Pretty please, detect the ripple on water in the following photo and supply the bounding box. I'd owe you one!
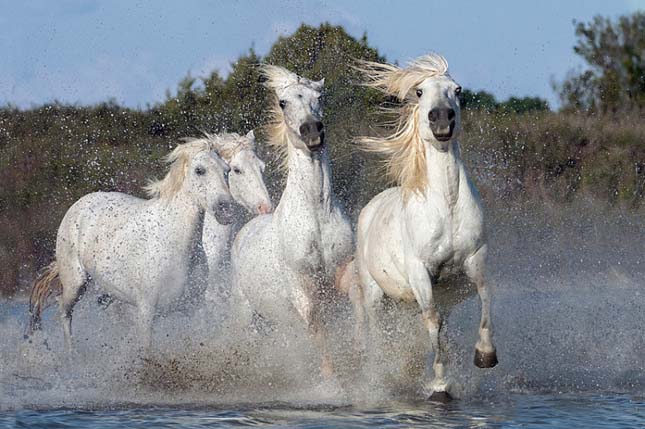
[1,394,643,428]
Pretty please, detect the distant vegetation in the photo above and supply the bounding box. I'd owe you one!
[555,11,645,113]
[1,16,644,296]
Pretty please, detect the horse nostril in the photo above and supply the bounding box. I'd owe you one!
[299,121,323,139]
[428,109,438,122]
[217,200,233,213]
[448,109,455,120]
[258,203,273,215]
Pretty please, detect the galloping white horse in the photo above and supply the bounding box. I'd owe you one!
[231,65,353,375]
[28,139,235,351]
[344,54,498,400]
[201,131,272,292]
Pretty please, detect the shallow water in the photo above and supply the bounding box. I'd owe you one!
[1,202,643,426]
[2,394,643,428]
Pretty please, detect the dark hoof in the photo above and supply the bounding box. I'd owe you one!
[428,391,453,403]
[474,349,498,368]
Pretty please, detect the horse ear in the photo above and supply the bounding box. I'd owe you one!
[313,78,325,91]
[246,130,255,140]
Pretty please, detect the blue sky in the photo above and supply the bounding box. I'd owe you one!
[1,0,643,109]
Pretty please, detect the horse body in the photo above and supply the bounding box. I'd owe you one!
[29,141,235,351]
[200,131,272,296]
[58,191,204,311]
[352,54,497,399]
[231,65,352,375]
[233,146,351,323]
[358,142,485,303]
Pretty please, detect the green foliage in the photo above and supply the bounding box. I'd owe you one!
[557,12,645,112]
[460,110,644,206]
[459,89,498,111]
[459,89,549,114]
[497,96,550,114]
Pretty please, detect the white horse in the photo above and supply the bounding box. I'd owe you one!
[201,131,272,296]
[28,138,235,351]
[231,65,353,376]
[341,54,498,400]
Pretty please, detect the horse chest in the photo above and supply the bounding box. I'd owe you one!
[415,206,482,273]
[278,206,346,278]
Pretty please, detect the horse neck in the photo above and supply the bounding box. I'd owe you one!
[423,140,462,207]
[152,193,205,250]
[280,142,333,214]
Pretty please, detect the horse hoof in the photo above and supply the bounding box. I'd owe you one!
[474,349,498,368]
[428,391,453,403]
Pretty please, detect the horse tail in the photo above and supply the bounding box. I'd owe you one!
[27,261,61,336]
[335,257,357,296]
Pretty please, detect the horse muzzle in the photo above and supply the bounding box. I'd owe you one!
[429,107,456,142]
[256,202,273,215]
[213,199,237,225]
[299,121,325,151]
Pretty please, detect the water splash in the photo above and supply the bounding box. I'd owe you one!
[1,200,643,410]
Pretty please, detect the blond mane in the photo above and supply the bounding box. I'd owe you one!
[144,138,213,199]
[206,131,255,162]
[355,54,449,199]
[144,132,256,199]
[263,93,290,173]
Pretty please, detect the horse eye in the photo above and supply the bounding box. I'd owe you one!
[297,94,303,99]
[195,166,206,176]
[233,167,242,174]
[279,100,286,109]
[416,89,423,98]
[455,86,462,96]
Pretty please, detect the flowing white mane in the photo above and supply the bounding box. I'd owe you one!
[144,138,214,199]
[355,53,450,199]
[357,53,449,100]
[205,131,255,162]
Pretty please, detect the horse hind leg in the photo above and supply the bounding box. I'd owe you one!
[59,268,89,352]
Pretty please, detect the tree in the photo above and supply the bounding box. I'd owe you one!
[557,12,645,113]
[459,89,498,111]
[498,96,549,114]
[459,90,549,113]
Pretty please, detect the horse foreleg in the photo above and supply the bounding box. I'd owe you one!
[465,246,498,368]
[336,259,368,354]
[407,258,450,400]
[312,313,334,379]
[349,282,367,354]
[135,305,155,355]
[292,280,334,378]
